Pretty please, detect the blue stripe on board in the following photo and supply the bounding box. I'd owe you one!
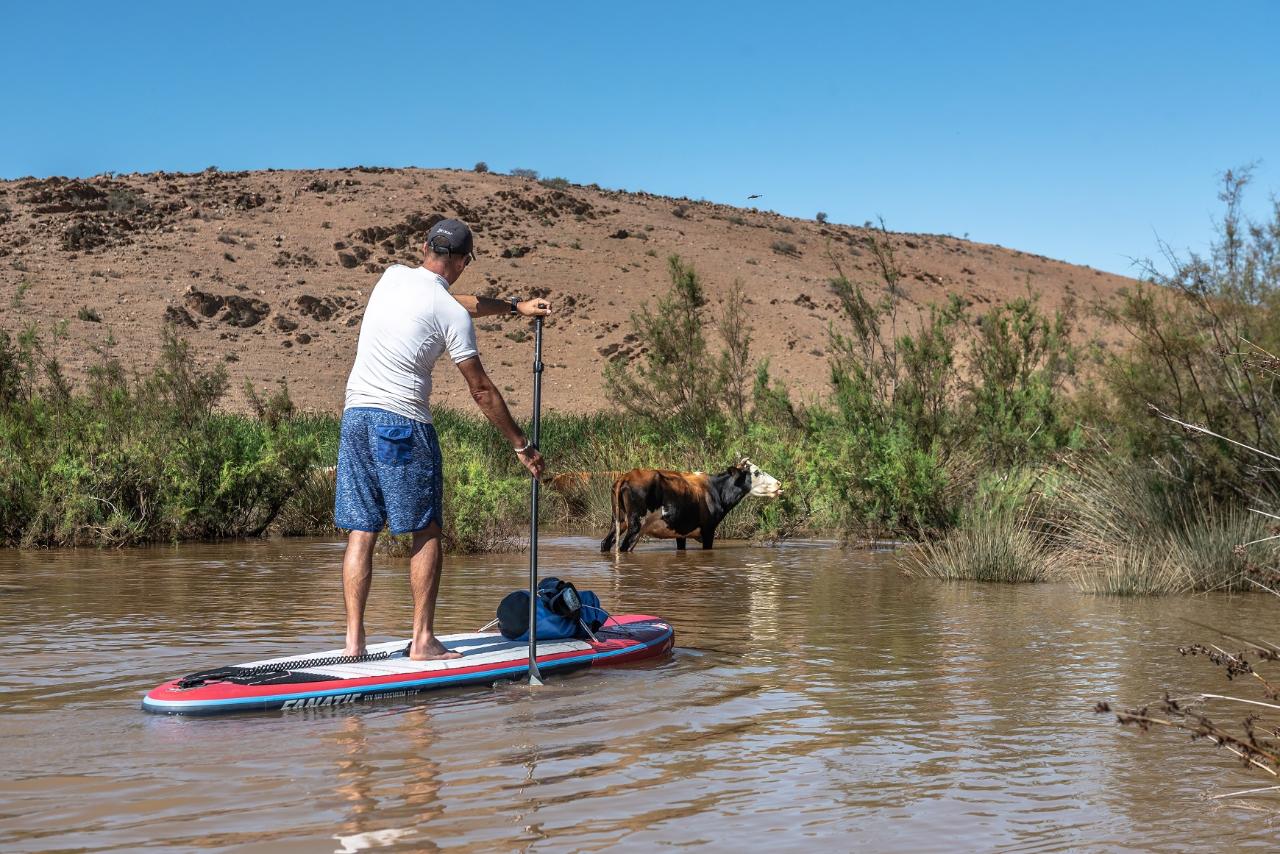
[141,625,673,714]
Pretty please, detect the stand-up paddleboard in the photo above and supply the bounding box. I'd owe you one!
[142,614,673,715]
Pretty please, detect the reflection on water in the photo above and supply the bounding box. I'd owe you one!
[1,536,1278,851]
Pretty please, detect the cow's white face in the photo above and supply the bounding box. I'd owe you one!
[740,458,782,498]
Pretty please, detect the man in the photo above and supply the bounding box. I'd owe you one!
[335,217,549,661]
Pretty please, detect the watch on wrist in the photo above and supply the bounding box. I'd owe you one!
[509,298,519,315]
[515,439,537,454]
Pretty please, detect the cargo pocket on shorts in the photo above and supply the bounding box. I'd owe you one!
[373,424,414,465]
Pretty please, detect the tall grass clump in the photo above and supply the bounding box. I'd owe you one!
[1050,455,1272,594]
[906,468,1054,582]
[274,465,339,536]
[909,514,1053,582]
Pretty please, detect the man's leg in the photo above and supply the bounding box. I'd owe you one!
[342,529,379,656]
[408,520,462,661]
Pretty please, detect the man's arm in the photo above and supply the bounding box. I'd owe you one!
[452,296,553,318]
[456,355,545,478]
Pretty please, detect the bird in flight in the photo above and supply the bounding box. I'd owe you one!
[747,194,762,200]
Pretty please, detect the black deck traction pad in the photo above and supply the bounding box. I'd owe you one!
[175,643,412,689]
[171,621,663,690]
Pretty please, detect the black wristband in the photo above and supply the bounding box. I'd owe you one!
[509,298,519,315]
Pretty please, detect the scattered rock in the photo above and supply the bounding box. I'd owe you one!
[296,294,355,321]
[233,192,265,210]
[62,220,109,251]
[40,183,106,213]
[272,315,299,333]
[184,287,225,318]
[163,305,198,328]
[220,295,270,328]
[348,212,443,249]
[295,332,312,345]
[273,250,317,268]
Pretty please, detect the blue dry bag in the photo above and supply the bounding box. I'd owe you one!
[495,577,609,641]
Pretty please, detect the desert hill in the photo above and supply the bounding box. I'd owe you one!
[0,167,1135,415]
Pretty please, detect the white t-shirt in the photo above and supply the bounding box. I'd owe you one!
[343,264,479,423]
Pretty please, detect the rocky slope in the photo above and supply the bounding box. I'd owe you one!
[0,167,1134,415]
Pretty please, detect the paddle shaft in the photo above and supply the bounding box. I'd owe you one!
[527,317,544,685]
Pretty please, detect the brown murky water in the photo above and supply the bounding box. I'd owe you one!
[2,536,1278,852]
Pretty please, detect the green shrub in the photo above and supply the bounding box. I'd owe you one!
[0,328,321,546]
[967,293,1077,466]
[605,255,739,435]
[440,450,526,554]
[1098,167,1280,502]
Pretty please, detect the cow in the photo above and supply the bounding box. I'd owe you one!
[600,459,782,553]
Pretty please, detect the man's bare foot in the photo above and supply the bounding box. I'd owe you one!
[409,637,463,661]
[343,635,366,657]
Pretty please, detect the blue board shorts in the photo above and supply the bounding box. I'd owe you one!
[335,407,443,535]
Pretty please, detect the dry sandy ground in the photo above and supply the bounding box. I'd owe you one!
[0,167,1135,415]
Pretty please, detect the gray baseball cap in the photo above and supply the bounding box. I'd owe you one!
[426,218,475,258]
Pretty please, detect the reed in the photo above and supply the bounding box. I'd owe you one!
[1049,455,1271,594]
[907,512,1054,582]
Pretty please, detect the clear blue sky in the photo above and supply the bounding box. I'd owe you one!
[4,1,1277,275]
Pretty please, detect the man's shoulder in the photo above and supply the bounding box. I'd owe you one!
[371,265,434,303]
[434,288,473,326]
[374,263,421,285]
